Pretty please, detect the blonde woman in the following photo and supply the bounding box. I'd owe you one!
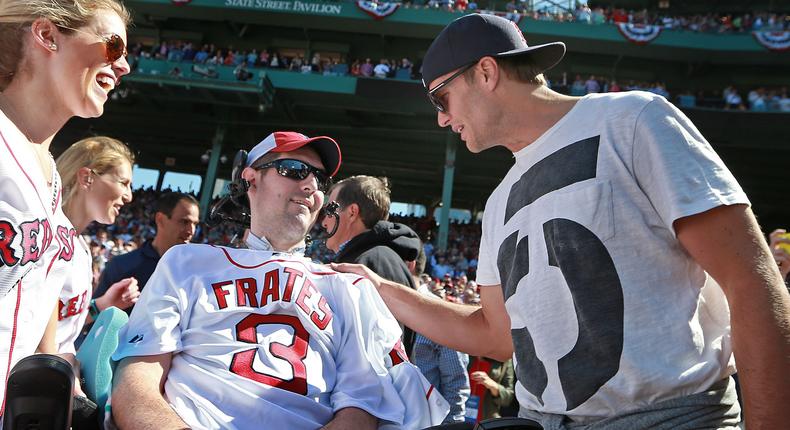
[54,136,139,354]
[0,0,132,409]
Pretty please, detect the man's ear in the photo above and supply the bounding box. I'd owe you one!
[241,167,256,187]
[29,18,60,54]
[154,211,165,229]
[406,259,417,275]
[347,202,360,219]
[478,56,500,90]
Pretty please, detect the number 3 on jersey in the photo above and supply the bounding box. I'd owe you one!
[229,314,309,395]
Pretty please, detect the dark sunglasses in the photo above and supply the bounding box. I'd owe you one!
[426,62,476,113]
[101,33,127,64]
[253,158,331,192]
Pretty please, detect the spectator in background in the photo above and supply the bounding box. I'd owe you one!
[677,89,697,108]
[374,58,391,78]
[769,229,790,286]
[311,52,321,72]
[584,74,600,94]
[397,57,413,78]
[290,54,304,72]
[322,175,422,356]
[724,85,746,110]
[193,45,209,63]
[247,49,258,67]
[780,88,790,112]
[54,136,140,354]
[570,74,586,96]
[93,192,199,314]
[360,57,374,77]
[469,357,516,420]
[234,61,252,81]
[649,81,670,99]
[258,49,269,67]
[350,58,361,76]
[431,256,453,279]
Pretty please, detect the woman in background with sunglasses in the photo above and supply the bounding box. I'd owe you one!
[53,136,139,355]
[0,0,131,412]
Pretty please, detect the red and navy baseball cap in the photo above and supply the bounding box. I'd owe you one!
[421,14,566,88]
[247,131,342,177]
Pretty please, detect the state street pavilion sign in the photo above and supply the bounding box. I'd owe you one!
[223,0,343,15]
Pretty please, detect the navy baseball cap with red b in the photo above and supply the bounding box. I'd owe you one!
[421,14,566,88]
[247,131,342,177]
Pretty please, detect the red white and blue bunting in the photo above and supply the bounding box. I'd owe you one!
[478,10,522,25]
[356,1,400,20]
[616,23,662,45]
[752,31,790,52]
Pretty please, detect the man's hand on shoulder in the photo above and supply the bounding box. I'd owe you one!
[330,262,385,291]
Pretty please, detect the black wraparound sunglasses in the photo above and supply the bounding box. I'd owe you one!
[253,158,331,192]
[426,62,476,113]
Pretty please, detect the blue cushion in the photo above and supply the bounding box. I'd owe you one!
[76,307,128,421]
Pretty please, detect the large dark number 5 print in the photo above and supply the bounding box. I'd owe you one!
[229,314,310,395]
[499,136,624,411]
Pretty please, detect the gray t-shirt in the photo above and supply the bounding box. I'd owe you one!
[477,92,747,422]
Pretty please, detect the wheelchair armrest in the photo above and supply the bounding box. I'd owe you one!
[474,417,543,430]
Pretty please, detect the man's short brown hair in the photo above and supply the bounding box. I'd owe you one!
[466,55,547,86]
[332,175,391,229]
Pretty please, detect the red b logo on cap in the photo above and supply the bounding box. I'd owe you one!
[510,21,527,45]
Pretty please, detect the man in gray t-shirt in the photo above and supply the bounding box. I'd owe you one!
[333,14,790,430]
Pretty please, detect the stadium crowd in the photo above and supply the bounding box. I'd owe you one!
[130,39,790,114]
[403,0,789,34]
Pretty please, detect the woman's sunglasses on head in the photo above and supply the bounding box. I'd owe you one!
[252,158,331,192]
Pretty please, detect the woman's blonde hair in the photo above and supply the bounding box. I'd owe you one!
[56,135,135,205]
[0,0,131,90]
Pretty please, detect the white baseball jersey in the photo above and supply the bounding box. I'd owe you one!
[0,110,77,413]
[114,241,414,429]
[56,235,92,354]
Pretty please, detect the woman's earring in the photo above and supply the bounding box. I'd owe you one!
[49,43,58,51]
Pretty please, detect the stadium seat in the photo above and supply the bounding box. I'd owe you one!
[76,307,129,424]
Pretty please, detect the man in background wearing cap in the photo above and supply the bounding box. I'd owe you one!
[111,132,407,429]
[334,13,790,430]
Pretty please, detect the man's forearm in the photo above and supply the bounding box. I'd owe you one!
[113,382,188,429]
[321,407,377,430]
[377,279,512,359]
[727,276,790,430]
[112,358,189,430]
